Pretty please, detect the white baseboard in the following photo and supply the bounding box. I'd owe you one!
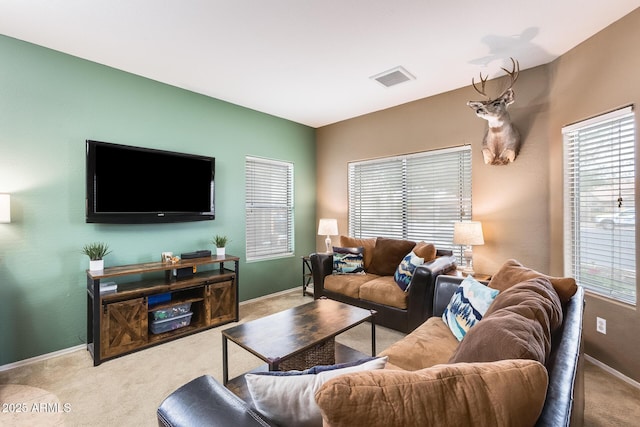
[0,287,303,373]
[0,344,86,373]
[239,287,301,306]
[585,354,640,389]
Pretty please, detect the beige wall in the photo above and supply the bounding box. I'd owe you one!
[548,9,640,382]
[316,8,639,382]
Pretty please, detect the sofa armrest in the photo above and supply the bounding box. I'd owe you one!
[157,375,276,427]
[536,286,585,427]
[310,253,333,299]
[406,256,457,330]
[432,274,464,317]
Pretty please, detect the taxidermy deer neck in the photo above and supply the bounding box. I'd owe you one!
[467,58,521,166]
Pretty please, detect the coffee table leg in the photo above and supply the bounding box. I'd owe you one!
[222,335,229,385]
[371,314,376,356]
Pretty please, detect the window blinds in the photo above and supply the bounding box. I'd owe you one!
[245,156,294,261]
[563,106,636,305]
[348,145,472,258]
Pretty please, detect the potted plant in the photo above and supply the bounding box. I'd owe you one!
[212,235,229,257]
[82,242,112,271]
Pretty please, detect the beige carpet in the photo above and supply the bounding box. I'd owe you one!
[0,290,638,426]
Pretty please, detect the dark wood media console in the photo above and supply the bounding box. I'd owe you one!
[86,255,239,366]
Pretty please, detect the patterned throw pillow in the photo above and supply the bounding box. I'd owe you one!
[332,246,365,274]
[394,251,425,291]
[442,276,499,341]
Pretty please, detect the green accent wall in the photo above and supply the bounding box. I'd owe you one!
[0,35,316,366]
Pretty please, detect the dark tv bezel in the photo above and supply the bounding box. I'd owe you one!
[86,140,215,224]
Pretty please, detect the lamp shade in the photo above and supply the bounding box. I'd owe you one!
[317,218,338,236]
[453,221,484,246]
[0,194,10,223]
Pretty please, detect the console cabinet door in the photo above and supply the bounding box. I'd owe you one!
[206,280,236,325]
[101,298,148,359]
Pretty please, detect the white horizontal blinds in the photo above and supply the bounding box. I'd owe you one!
[563,106,636,305]
[245,156,294,261]
[349,158,405,239]
[348,146,471,258]
[406,147,472,252]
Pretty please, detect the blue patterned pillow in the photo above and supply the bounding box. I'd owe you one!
[332,246,365,274]
[442,276,499,341]
[394,250,424,291]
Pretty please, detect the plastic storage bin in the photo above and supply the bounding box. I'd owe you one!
[150,312,193,334]
[150,302,192,321]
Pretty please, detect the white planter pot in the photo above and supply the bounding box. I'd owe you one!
[89,259,104,271]
[216,247,225,257]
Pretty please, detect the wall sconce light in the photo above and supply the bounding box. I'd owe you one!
[0,194,10,223]
[453,221,484,276]
[317,218,339,253]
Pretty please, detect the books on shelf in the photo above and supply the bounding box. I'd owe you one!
[100,281,117,293]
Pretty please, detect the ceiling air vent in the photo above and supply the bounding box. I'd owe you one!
[370,66,415,88]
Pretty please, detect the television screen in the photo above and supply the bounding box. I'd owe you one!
[86,140,215,223]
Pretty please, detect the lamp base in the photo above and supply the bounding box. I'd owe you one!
[461,245,475,276]
[325,236,332,253]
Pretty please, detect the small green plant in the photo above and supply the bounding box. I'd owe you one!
[212,235,229,248]
[82,242,112,260]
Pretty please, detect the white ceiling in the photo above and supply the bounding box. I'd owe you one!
[1,1,639,128]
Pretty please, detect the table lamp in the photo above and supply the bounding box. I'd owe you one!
[453,221,484,276]
[317,218,338,253]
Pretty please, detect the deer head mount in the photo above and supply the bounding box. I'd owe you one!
[467,58,521,165]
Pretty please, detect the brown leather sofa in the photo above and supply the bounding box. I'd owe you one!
[311,236,457,333]
[157,271,585,427]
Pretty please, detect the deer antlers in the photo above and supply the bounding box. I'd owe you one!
[472,57,520,100]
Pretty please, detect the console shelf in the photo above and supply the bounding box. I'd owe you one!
[86,255,239,366]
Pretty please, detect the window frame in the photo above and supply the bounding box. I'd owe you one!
[347,145,472,259]
[245,156,294,262]
[562,105,636,305]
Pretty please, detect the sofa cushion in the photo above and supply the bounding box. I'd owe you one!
[315,359,549,427]
[413,241,436,262]
[324,273,377,299]
[332,246,365,274]
[360,276,408,309]
[378,317,459,370]
[449,277,563,365]
[246,357,387,427]
[489,258,577,303]
[442,276,499,341]
[393,250,424,291]
[368,237,416,276]
[339,236,377,270]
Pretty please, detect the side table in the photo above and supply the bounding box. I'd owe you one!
[302,255,313,296]
[451,269,492,282]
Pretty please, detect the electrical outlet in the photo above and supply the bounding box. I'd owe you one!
[596,317,607,334]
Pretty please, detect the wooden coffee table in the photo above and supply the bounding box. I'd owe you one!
[221,299,376,396]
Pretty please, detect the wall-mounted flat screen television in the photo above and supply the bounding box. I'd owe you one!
[86,140,215,223]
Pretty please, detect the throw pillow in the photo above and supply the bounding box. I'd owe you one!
[449,277,563,365]
[489,259,577,303]
[368,237,416,276]
[442,276,499,341]
[315,359,548,427]
[245,356,387,427]
[339,236,376,270]
[413,241,437,263]
[332,246,365,274]
[393,250,424,291]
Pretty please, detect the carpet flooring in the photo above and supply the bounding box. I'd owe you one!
[1,289,638,426]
